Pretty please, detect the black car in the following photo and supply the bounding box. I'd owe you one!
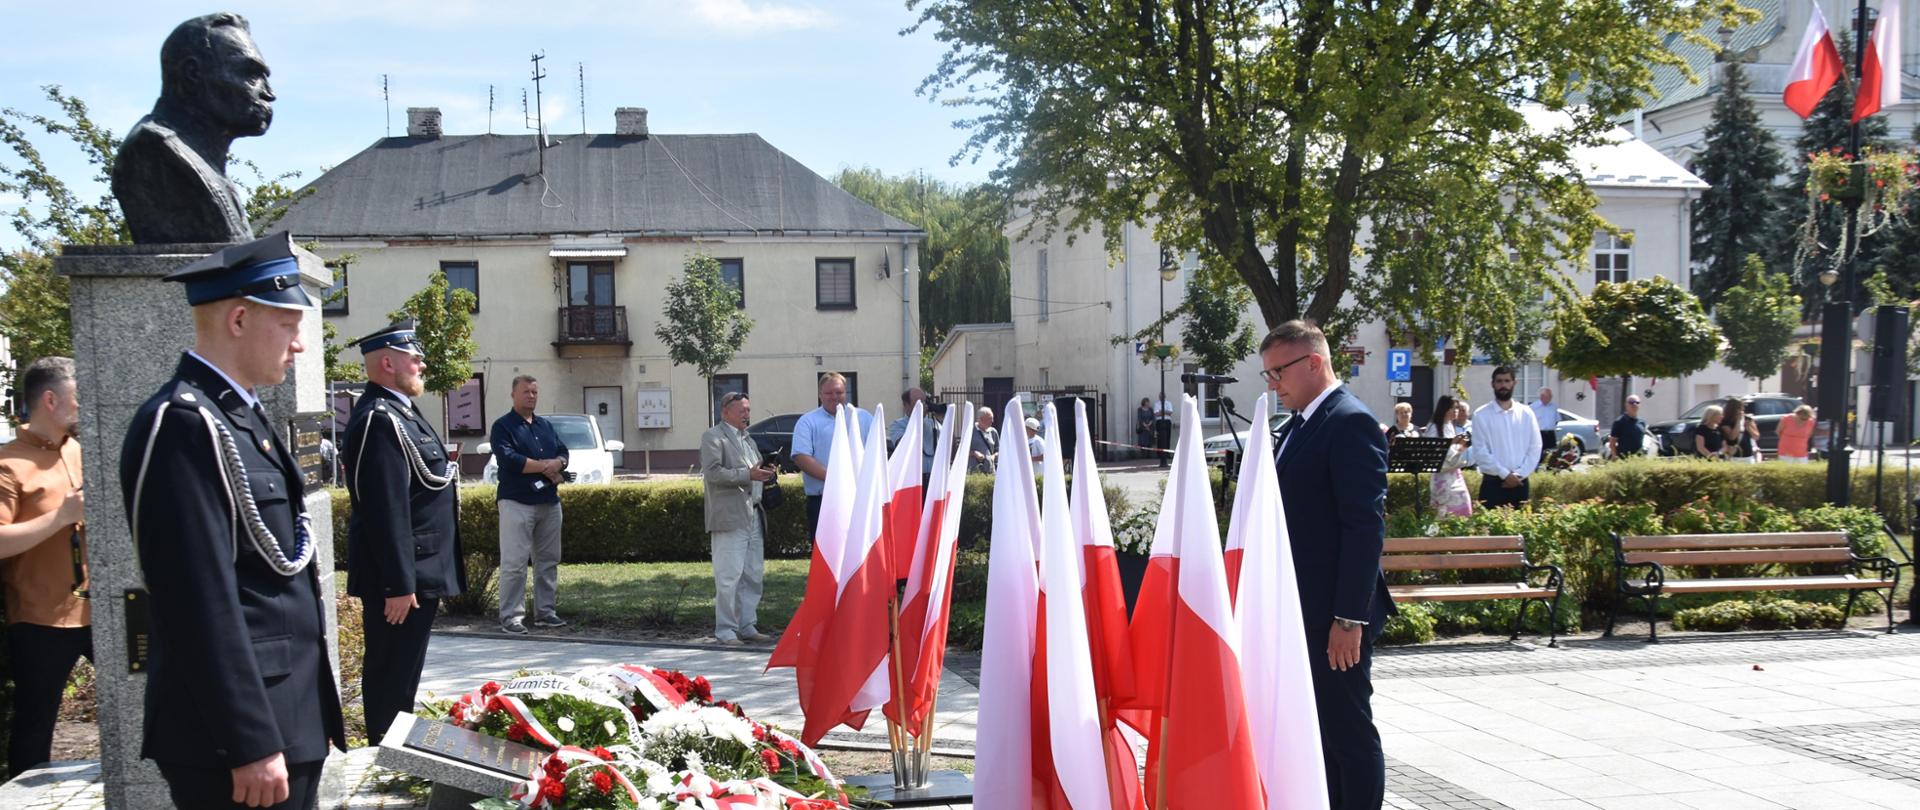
[1653,394,1808,457]
[747,413,803,472]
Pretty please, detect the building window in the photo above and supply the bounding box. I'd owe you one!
[1183,362,1221,419]
[442,261,480,312]
[1037,248,1050,322]
[816,259,855,309]
[321,261,348,315]
[1593,232,1631,285]
[1517,362,1548,404]
[448,374,485,435]
[711,374,749,424]
[821,371,859,411]
[568,262,616,306]
[718,258,745,308]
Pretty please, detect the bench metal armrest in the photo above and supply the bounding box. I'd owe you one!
[1522,562,1565,592]
[1616,559,1663,593]
[1850,554,1903,582]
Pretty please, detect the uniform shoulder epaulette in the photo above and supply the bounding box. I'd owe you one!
[165,381,212,411]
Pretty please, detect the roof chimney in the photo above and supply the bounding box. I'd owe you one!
[406,107,442,139]
[615,107,649,139]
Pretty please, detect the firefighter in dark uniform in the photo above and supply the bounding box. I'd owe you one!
[118,232,345,809]
[342,318,465,747]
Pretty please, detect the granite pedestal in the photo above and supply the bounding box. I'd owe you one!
[55,242,336,810]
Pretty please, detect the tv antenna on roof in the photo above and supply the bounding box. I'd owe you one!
[578,62,587,135]
[528,51,549,175]
[487,85,494,134]
[382,74,390,137]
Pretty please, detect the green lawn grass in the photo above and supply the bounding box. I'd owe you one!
[540,559,812,636]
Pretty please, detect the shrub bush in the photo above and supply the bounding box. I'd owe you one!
[1672,598,1845,631]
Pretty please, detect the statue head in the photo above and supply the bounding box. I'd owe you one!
[158,12,274,138]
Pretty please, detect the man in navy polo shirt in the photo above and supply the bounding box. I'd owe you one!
[489,375,569,634]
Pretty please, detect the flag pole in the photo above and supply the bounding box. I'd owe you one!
[886,592,921,789]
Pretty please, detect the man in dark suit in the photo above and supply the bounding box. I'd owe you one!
[119,233,344,809]
[343,319,465,746]
[1264,320,1393,810]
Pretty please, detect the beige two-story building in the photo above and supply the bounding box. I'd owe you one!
[278,108,925,471]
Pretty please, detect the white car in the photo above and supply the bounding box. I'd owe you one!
[1203,412,1291,465]
[477,414,626,484]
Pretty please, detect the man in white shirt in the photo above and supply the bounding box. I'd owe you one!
[1528,387,1560,464]
[1473,366,1541,509]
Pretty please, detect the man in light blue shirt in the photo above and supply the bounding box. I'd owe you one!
[886,387,939,480]
[790,372,873,536]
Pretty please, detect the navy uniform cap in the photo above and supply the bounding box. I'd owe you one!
[350,318,424,357]
[163,231,318,310]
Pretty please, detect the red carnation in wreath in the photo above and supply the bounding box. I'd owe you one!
[591,769,614,795]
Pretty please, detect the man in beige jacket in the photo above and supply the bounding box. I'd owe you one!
[700,391,775,644]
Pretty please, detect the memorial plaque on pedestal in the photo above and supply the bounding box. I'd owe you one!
[377,713,535,810]
[402,716,543,778]
[289,412,331,487]
[842,771,974,806]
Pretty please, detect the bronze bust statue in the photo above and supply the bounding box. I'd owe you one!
[111,13,275,244]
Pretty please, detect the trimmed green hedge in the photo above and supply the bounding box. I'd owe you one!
[331,472,1097,568]
[331,460,1918,566]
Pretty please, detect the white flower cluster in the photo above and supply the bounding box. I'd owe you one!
[640,705,755,748]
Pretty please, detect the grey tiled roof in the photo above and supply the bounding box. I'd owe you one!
[275,132,925,240]
[1642,0,1787,112]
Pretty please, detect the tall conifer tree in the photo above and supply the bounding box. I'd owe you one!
[1690,57,1784,310]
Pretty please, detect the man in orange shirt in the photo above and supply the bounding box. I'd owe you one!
[0,357,90,778]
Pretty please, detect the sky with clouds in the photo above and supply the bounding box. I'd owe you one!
[1,0,996,250]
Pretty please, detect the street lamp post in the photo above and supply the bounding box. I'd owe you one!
[1820,1,1878,505]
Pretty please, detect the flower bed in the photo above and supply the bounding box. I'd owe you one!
[426,663,849,809]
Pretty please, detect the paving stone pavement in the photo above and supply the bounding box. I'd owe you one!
[11,626,1920,809]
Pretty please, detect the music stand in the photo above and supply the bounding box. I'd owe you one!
[1388,437,1452,517]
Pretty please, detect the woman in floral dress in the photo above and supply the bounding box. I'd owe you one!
[1431,432,1474,517]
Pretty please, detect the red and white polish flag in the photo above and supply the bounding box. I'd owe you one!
[1130,396,1264,809]
[1785,1,1845,118]
[767,406,858,695]
[849,402,930,714]
[1856,1,1902,122]
[1227,394,1329,809]
[890,403,975,737]
[974,399,1045,810]
[1037,402,1117,810]
[799,404,896,745]
[1068,398,1147,809]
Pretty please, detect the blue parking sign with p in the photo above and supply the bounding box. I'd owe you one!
[1387,349,1412,382]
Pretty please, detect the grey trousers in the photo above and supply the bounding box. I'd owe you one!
[498,499,563,624]
[710,510,766,640]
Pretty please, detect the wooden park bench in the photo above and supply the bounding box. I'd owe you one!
[1605,532,1903,641]
[1383,535,1566,647]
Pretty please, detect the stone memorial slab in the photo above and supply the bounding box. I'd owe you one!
[375,712,537,810]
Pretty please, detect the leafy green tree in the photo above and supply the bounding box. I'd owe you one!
[832,168,1009,345]
[0,86,129,373]
[1178,266,1255,374]
[389,272,477,403]
[909,0,1747,348]
[1691,58,1785,310]
[655,254,755,424]
[1716,256,1801,385]
[1547,279,1720,406]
